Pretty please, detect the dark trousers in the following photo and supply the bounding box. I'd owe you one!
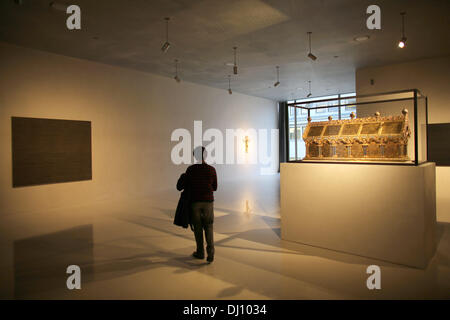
[191,201,214,258]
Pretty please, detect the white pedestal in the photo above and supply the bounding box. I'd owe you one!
[281,162,437,268]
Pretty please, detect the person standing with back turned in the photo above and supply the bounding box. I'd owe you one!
[185,146,217,263]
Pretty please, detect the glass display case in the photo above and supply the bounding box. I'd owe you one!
[286,89,428,165]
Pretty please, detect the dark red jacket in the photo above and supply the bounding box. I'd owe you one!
[184,163,217,202]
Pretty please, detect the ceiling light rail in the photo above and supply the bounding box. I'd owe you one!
[307,32,317,61]
[274,66,280,87]
[161,17,171,53]
[398,12,407,48]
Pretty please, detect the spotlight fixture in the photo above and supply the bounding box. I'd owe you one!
[233,47,238,75]
[174,59,181,83]
[354,35,370,42]
[161,17,171,53]
[274,66,280,87]
[49,1,69,11]
[306,80,312,98]
[228,75,232,95]
[398,12,407,48]
[307,32,317,61]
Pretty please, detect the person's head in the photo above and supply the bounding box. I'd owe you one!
[193,146,206,163]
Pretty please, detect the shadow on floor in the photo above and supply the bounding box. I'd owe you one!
[14,174,438,299]
[16,211,443,300]
[87,248,210,283]
[13,224,94,299]
[13,221,211,299]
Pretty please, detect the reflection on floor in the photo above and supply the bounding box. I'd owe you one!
[13,225,94,299]
[3,176,450,299]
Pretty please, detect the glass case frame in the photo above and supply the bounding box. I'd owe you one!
[285,89,428,166]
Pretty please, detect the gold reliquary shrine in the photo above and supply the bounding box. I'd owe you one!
[303,109,411,161]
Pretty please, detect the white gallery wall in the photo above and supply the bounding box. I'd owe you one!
[0,42,278,298]
[0,42,278,216]
[356,55,450,222]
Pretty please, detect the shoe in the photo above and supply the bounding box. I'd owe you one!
[206,256,214,263]
[192,251,204,259]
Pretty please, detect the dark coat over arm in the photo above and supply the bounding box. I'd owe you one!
[174,173,192,229]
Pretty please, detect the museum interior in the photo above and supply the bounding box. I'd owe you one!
[0,0,449,299]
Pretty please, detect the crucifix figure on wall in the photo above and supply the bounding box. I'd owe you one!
[244,135,250,153]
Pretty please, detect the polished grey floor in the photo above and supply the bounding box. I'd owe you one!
[2,176,450,299]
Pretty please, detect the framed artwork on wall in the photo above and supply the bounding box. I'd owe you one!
[11,117,92,187]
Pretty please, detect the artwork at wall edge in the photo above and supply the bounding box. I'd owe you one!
[427,123,450,166]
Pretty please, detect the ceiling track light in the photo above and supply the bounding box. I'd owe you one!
[174,59,181,83]
[228,75,232,95]
[49,1,69,11]
[274,66,280,87]
[233,46,238,75]
[307,80,312,97]
[307,32,317,61]
[398,12,407,48]
[161,17,171,53]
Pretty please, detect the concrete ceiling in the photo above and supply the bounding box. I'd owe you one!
[1,0,449,101]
